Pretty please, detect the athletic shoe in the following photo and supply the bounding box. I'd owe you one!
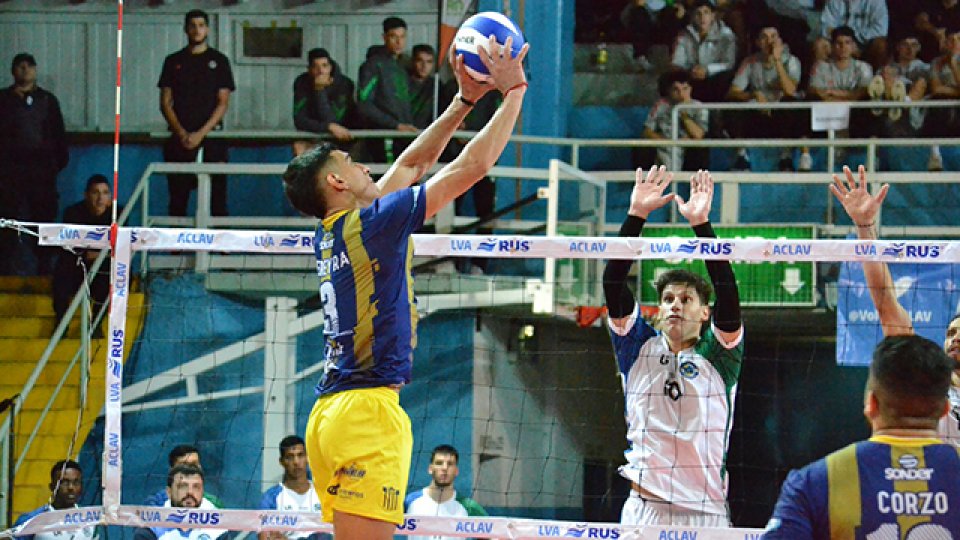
[798,152,813,172]
[778,156,795,171]
[928,152,944,171]
[888,79,906,122]
[868,75,885,116]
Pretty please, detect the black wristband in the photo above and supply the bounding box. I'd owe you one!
[620,215,646,237]
[692,222,716,238]
[458,95,476,107]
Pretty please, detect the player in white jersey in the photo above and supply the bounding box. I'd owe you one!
[404,445,487,540]
[830,164,960,445]
[14,460,99,540]
[259,436,325,540]
[133,465,227,540]
[603,167,744,527]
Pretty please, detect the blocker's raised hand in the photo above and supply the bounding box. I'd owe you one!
[628,165,675,219]
[829,165,889,227]
[676,169,714,226]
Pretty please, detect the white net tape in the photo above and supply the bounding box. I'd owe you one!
[15,223,957,540]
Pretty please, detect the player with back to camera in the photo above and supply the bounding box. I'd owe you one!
[763,335,960,538]
[281,35,528,540]
[831,164,960,445]
[603,167,744,527]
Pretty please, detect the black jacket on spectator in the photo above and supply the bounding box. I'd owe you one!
[292,61,356,133]
[0,85,68,174]
[52,201,121,324]
[356,45,414,129]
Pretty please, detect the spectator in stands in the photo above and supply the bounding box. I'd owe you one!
[259,435,326,540]
[0,52,69,276]
[726,24,803,171]
[409,44,437,129]
[14,460,99,540]
[808,25,874,151]
[912,0,960,63]
[158,9,235,217]
[404,444,487,540]
[357,16,416,163]
[763,0,821,67]
[619,0,671,71]
[52,175,119,331]
[922,25,960,171]
[144,444,224,508]
[134,465,227,540]
[868,34,929,131]
[292,48,356,154]
[670,0,737,102]
[820,0,889,68]
[640,71,709,170]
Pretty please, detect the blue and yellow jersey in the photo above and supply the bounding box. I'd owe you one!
[313,186,426,396]
[764,436,960,539]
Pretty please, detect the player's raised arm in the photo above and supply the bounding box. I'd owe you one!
[376,44,495,197]
[422,36,529,219]
[830,165,913,336]
[676,170,742,345]
[603,166,675,330]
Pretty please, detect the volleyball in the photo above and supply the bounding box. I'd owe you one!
[453,11,526,81]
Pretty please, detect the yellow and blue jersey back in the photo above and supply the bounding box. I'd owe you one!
[765,435,960,539]
[313,186,426,396]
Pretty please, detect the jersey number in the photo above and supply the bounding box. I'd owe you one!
[319,281,340,335]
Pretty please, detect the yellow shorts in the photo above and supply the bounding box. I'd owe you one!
[305,386,412,525]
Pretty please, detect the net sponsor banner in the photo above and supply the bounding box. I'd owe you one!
[10,507,764,540]
[836,262,960,366]
[36,225,960,263]
[103,230,131,510]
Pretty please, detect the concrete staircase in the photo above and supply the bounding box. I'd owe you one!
[0,276,145,518]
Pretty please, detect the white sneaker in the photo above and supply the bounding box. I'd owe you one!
[798,152,813,172]
[868,75,885,116]
[888,79,906,122]
[928,152,944,171]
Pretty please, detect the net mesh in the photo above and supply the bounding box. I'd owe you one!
[8,224,960,539]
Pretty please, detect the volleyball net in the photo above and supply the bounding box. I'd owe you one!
[8,224,960,539]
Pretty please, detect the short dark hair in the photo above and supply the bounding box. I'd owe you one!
[167,464,204,487]
[870,335,954,421]
[11,52,36,70]
[279,435,305,457]
[50,460,82,482]
[831,26,857,44]
[308,48,331,65]
[412,44,435,58]
[168,444,200,467]
[383,16,407,33]
[655,268,713,305]
[282,142,335,218]
[430,444,459,463]
[184,9,209,27]
[85,174,109,192]
[658,70,692,98]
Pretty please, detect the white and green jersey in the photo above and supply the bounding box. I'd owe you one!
[609,305,743,517]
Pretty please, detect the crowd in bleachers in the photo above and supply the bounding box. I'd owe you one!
[584,0,960,172]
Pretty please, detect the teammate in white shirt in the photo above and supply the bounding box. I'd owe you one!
[14,460,99,540]
[133,465,227,540]
[830,164,960,445]
[404,445,487,540]
[603,167,744,527]
[258,435,325,540]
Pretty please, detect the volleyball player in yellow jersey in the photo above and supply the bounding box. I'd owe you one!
[831,165,960,446]
[280,36,528,540]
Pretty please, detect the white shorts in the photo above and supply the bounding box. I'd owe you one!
[620,490,730,529]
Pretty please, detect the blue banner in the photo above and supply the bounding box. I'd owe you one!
[837,262,960,366]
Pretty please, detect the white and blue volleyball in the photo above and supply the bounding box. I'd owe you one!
[454,12,526,81]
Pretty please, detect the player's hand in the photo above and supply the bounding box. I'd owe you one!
[450,42,493,103]
[829,164,889,227]
[184,132,204,150]
[479,35,530,95]
[628,165,675,218]
[328,123,353,141]
[676,169,714,226]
